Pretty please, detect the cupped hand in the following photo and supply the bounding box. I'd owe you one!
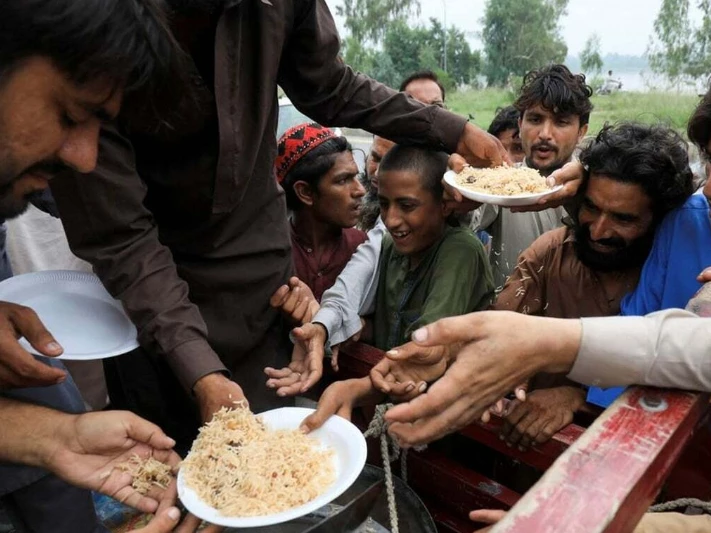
[265,323,327,396]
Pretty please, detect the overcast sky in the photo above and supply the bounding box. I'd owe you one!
[325,0,705,56]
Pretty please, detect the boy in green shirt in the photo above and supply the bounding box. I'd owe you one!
[302,145,494,430]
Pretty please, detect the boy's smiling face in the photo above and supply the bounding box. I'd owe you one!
[378,169,447,265]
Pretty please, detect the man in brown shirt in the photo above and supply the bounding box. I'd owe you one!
[492,123,694,450]
[48,0,507,451]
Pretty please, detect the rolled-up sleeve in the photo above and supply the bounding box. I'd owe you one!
[569,309,711,392]
[51,125,226,392]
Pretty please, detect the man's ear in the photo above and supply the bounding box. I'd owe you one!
[577,123,589,142]
[442,198,454,218]
[293,181,315,207]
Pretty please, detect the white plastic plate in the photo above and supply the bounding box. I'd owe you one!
[444,170,563,207]
[0,270,138,360]
[177,407,368,528]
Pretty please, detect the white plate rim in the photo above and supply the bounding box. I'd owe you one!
[0,270,138,360]
[177,406,368,528]
[443,169,563,206]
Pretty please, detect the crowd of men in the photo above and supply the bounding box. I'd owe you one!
[1,0,711,532]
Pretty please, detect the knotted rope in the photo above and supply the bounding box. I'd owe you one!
[649,497,711,514]
[363,404,426,533]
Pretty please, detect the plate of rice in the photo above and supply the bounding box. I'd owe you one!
[177,406,367,528]
[444,166,562,207]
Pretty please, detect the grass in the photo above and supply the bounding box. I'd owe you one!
[446,88,701,137]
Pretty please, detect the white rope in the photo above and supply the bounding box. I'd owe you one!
[649,497,711,514]
[363,404,427,533]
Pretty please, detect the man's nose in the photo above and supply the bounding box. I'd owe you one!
[538,120,553,140]
[352,177,366,198]
[589,216,613,241]
[57,121,101,174]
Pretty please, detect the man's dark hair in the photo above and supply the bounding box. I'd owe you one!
[0,0,189,127]
[579,122,694,223]
[514,64,594,126]
[399,70,446,102]
[488,106,520,138]
[688,87,711,158]
[282,137,352,211]
[378,145,449,200]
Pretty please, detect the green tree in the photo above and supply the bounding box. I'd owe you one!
[580,34,604,75]
[335,0,420,45]
[481,0,569,87]
[647,0,693,85]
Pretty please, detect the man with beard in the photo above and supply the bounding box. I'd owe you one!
[0,0,186,531]
[491,122,694,449]
[47,0,507,455]
[473,65,593,288]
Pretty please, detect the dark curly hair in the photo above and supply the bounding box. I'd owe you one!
[514,64,594,126]
[688,86,711,158]
[579,122,694,223]
[0,0,192,129]
[487,105,520,138]
[282,137,352,211]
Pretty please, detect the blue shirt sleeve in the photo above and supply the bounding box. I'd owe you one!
[619,213,674,316]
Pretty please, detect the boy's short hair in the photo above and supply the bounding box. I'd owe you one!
[378,145,449,199]
[488,105,520,138]
[514,64,594,126]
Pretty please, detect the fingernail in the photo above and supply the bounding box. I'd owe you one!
[546,177,555,187]
[167,507,180,521]
[386,349,398,356]
[418,382,427,393]
[506,442,512,448]
[299,424,309,433]
[412,328,428,342]
[47,342,62,352]
[56,375,67,384]
[405,383,415,392]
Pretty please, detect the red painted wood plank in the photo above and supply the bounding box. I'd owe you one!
[491,387,710,533]
[407,449,521,515]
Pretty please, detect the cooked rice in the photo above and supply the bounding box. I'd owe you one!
[118,455,173,495]
[182,406,335,517]
[455,165,549,196]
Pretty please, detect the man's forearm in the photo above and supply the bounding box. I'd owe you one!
[0,397,72,468]
[570,309,711,391]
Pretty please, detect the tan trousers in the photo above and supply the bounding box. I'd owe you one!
[635,512,711,533]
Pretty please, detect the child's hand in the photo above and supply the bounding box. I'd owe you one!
[370,341,454,401]
[299,379,361,432]
[269,277,320,325]
[264,323,327,396]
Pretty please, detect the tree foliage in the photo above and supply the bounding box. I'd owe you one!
[482,0,569,86]
[580,34,604,75]
[647,0,711,85]
[335,0,420,45]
